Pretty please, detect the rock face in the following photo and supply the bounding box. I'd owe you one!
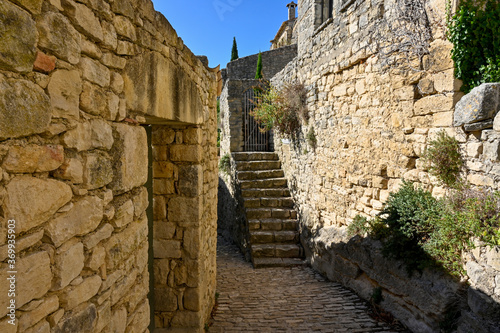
[454,83,500,127]
[2,145,65,173]
[0,0,37,72]
[47,70,82,120]
[0,79,51,140]
[46,196,104,247]
[110,124,148,193]
[0,0,218,332]
[0,252,52,318]
[4,176,73,233]
[36,12,81,64]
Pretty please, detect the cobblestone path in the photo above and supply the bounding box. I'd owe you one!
[210,237,407,333]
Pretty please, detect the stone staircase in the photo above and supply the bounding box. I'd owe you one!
[233,152,305,268]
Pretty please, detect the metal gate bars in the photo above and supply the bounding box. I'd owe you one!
[243,87,270,152]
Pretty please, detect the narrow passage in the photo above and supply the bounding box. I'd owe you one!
[210,237,408,333]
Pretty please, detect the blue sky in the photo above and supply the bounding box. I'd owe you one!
[151,0,294,68]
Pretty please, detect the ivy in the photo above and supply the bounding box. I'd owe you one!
[448,0,500,92]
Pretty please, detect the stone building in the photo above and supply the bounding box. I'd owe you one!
[220,0,500,332]
[0,0,218,332]
[270,1,298,50]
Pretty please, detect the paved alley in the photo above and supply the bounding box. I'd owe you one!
[209,237,408,333]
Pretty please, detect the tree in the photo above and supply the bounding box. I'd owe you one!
[231,37,239,61]
[255,52,263,79]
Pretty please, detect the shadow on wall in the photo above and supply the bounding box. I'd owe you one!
[299,222,500,333]
[217,175,251,261]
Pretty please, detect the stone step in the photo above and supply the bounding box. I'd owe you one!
[241,188,291,198]
[235,160,281,171]
[251,243,304,258]
[240,178,288,189]
[250,230,299,244]
[237,169,284,180]
[232,152,278,161]
[248,219,299,231]
[243,197,294,209]
[252,257,307,269]
[246,208,298,220]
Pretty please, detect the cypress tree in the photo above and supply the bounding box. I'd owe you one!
[255,52,263,79]
[231,37,239,61]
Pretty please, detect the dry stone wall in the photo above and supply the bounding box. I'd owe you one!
[269,0,499,331]
[225,44,297,81]
[0,0,218,332]
[152,125,218,330]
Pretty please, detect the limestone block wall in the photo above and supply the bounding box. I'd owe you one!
[0,0,218,332]
[225,44,298,81]
[219,79,263,153]
[152,125,218,330]
[273,0,460,231]
[269,0,499,331]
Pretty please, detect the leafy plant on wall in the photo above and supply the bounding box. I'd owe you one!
[448,0,500,92]
[250,82,307,139]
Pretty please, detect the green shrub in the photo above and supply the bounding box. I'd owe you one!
[423,131,463,188]
[448,0,500,92]
[377,181,442,273]
[219,153,231,174]
[251,82,307,138]
[349,182,500,277]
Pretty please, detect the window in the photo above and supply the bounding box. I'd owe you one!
[315,0,333,27]
[323,0,333,21]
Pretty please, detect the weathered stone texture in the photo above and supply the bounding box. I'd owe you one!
[2,145,64,173]
[36,12,81,65]
[454,83,500,127]
[53,240,85,289]
[47,70,82,120]
[110,124,148,192]
[0,252,52,317]
[0,0,217,332]
[46,196,104,247]
[4,176,72,233]
[0,79,51,140]
[0,0,37,72]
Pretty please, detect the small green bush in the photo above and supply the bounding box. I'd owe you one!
[219,153,231,174]
[251,82,307,138]
[423,131,463,188]
[349,182,500,277]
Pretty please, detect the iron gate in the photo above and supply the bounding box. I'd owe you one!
[243,88,270,152]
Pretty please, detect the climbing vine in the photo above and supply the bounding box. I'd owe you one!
[375,0,432,72]
[448,0,500,92]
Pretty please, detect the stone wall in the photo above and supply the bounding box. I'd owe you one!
[225,44,297,81]
[269,0,499,331]
[219,79,264,154]
[0,0,218,332]
[152,125,218,330]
